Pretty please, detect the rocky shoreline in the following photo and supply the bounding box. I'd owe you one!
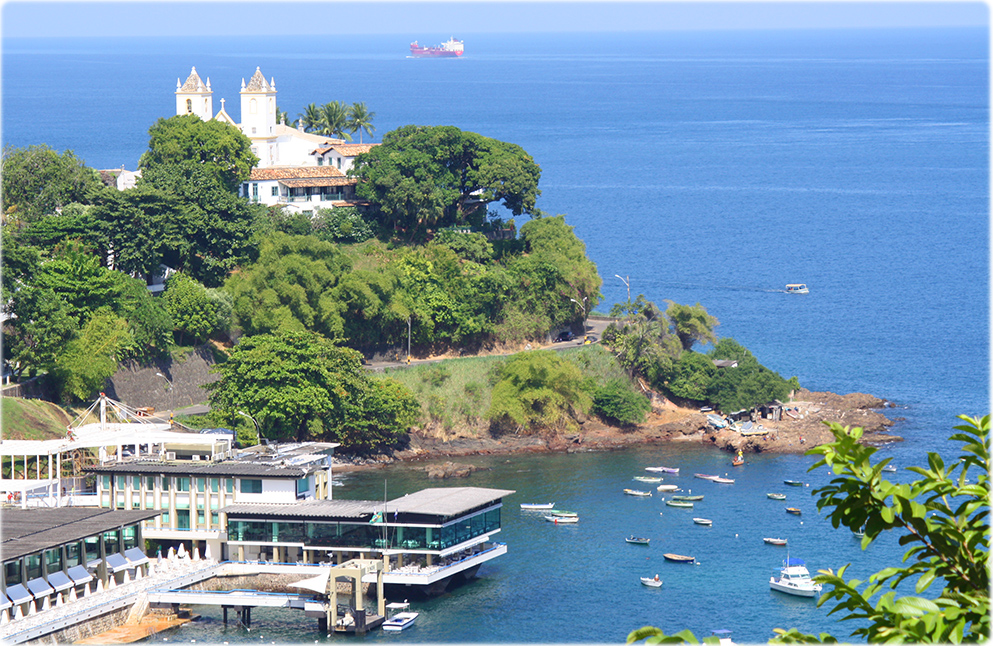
[333,388,902,472]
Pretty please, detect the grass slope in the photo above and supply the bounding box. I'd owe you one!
[2,398,73,440]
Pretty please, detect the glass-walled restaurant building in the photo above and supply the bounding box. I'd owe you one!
[222,487,514,594]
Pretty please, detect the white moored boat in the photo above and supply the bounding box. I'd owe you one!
[769,557,822,597]
[657,484,679,492]
[544,515,578,524]
[640,575,663,587]
[520,502,555,510]
[382,601,419,631]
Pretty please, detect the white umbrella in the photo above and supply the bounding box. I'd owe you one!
[0,608,10,625]
[204,543,212,561]
[134,567,143,581]
[13,605,23,620]
[69,587,78,602]
[41,596,50,611]
[168,547,176,560]
[178,543,187,559]
[96,578,105,594]
[107,576,116,590]
[122,570,131,584]
[27,600,36,616]
[56,593,64,607]
[192,547,200,562]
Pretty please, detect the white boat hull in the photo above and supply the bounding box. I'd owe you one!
[770,578,821,597]
[382,612,419,631]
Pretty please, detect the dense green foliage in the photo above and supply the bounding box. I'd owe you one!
[487,350,593,435]
[1,145,105,223]
[592,379,651,426]
[351,125,541,239]
[628,416,990,644]
[206,331,418,450]
[163,272,227,344]
[603,296,795,411]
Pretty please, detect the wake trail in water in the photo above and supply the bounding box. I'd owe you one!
[653,281,787,294]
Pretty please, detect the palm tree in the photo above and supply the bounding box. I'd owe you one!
[319,101,352,141]
[298,103,323,133]
[347,102,376,144]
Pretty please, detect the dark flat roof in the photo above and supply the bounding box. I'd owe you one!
[1,508,161,562]
[86,461,323,478]
[222,487,515,522]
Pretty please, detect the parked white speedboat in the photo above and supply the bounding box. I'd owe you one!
[520,502,555,510]
[769,557,822,597]
[382,602,418,631]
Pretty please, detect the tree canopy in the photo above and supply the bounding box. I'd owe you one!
[487,350,592,435]
[1,145,105,223]
[628,415,990,644]
[139,115,258,193]
[351,125,541,238]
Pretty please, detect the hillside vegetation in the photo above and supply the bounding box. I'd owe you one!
[1,397,72,440]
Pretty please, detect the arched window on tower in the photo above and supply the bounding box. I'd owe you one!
[250,98,258,114]
[204,98,209,114]
[186,99,192,113]
[269,98,274,114]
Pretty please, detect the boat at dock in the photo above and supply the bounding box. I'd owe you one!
[770,557,822,597]
[625,536,650,545]
[520,502,555,510]
[409,37,464,58]
[640,575,663,587]
[785,283,809,294]
[382,602,418,631]
[663,553,695,563]
[624,489,652,497]
[767,493,787,500]
[665,499,693,508]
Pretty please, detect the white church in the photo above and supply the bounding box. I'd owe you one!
[175,66,377,213]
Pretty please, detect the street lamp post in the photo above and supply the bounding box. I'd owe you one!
[615,274,630,305]
[154,372,172,391]
[237,410,261,446]
[569,296,589,343]
[407,317,412,365]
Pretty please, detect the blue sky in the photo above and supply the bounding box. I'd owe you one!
[2,1,988,38]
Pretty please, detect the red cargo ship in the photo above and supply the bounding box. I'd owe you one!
[410,37,464,58]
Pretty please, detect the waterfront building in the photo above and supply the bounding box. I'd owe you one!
[0,508,157,621]
[85,442,338,558]
[222,486,514,595]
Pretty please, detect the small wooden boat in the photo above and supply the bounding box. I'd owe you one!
[784,480,805,487]
[786,507,802,515]
[624,489,652,497]
[625,535,650,545]
[671,494,703,501]
[645,466,679,474]
[731,457,744,466]
[692,518,712,526]
[656,484,679,492]
[663,553,695,563]
[763,537,788,546]
[712,477,735,484]
[640,576,663,587]
[544,515,578,523]
[695,473,719,481]
[382,602,418,631]
[520,502,555,510]
[767,493,787,500]
[665,500,693,508]
[633,476,663,483]
[550,510,577,517]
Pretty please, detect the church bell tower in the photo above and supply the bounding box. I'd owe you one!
[175,67,213,120]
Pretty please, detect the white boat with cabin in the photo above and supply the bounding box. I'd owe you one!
[382,601,418,631]
[520,502,555,510]
[769,557,822,597]
[785,283,809,294]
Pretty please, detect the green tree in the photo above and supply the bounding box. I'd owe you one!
[603,295,682,388]
[351,125,541,238]
[139,114,258,194]
[224,233,352,339]
[346,102,376,143]
[665,351,717,402]
[665,301,719,352]
[1,145,104,223]
[487,350,592,435]
[705,338,799,412]
[336,376,420,452]
[163,272,221,344]
[51,312,131,403]
[298,103,324,133]
[2,287,78,380]
[319,101,352,141]
[628,416,990,644]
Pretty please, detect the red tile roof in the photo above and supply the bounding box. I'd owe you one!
[312,143,378,156]
[249,166,347,181]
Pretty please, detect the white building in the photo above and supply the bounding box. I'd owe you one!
[175,66,378,214]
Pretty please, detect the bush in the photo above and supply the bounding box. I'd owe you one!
[593,379,651,426]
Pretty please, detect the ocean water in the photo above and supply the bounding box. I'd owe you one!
[2,27,988,642]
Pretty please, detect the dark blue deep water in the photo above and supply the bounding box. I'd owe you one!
[2,28,988,643]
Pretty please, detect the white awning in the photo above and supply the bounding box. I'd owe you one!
[0,591,11,610]
[4,585,31,605]
[105,553,130,573]
[124,547,149,567]
[46,571,74,592]
[25,578,53,598]
[67,565,93,585]
[287,571,330,595]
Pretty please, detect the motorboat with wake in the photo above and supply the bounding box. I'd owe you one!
[770,556,822,597]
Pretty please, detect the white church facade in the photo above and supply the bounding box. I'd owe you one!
[175,66,377,214]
